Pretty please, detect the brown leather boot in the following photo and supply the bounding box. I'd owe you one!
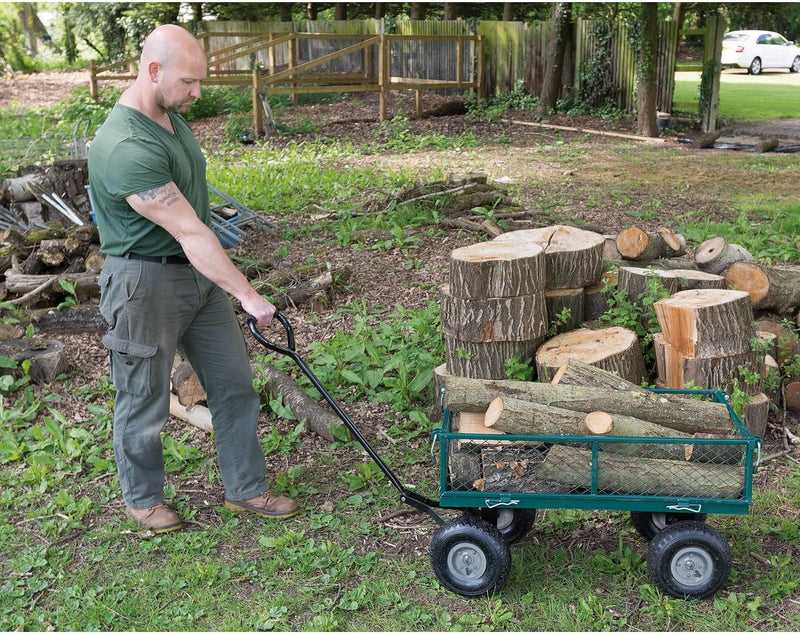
[224,491,300,519]
[125,504,182,533]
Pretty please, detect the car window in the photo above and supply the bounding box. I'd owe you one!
[756,34,771,44]
[772,34,789,45]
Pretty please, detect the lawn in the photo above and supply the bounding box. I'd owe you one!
[673,70,800,122]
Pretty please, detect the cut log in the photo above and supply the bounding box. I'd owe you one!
[536,444,743,498]
[535,326,646,385]
[584,411,614,434]
[785,381,800,410]
[440,373,733,434]
[684,433,744,465]
[448,240,545,299]
[615,226,686,261]
[754,319,800,366]
[617,266,679,302]
[741,392,770,438]
[551,358,646,391]
[0,337,67,384]
[484,396,690,459]
[30,305,107,333]
[493,225,605,289]
[445,337,542,380]
[251,362,338,442]
[694,237,754,276]
[4,270,99,296]
[272,270,333,311]
[448,449,484,490]
[671,269,726,291]
[439,283,547,342]
[478,446,562,493]
[654,289,755,358]
[652,332,763,394]
[725,262,800,314]
[603,235,621,261]
[583,282,609,322]
[169,392,213,433]
[2,173,41,202]
[544,287,584,334]
[171,361,207,406]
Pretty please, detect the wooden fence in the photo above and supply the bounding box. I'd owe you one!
[90,17,721,132]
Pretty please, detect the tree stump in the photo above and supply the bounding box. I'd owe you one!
[725,262,800,315]
[493,224,605,289]
[694,237,754,275]
[535,326,646,385]
[654,289,755,358]
[0,337,67,384]
[448,240,545,299]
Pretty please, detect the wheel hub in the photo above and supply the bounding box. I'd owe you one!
[447,542,488,582]
[670,546,713,587]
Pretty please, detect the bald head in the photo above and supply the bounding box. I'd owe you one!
[141,24,205,72]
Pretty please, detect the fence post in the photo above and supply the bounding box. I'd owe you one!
[252,67,263,139]
[379,34,388,121]
[89,60,98,102]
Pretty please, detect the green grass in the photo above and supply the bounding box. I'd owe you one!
[673,70,800,122]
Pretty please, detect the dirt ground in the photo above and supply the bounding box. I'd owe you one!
[4,71,800,598]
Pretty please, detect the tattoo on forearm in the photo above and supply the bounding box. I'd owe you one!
[136,185,180,207]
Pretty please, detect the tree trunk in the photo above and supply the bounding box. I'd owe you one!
[502,2,514,21]
[536,3,572,116]
[537,444,743,498]
[409,2,427,20]
[535,326,646,385]
[694,237,754,275]
[635,2,659,137]
[654,289,755,358]
[725,262,800,315]
[440,373,734,434]
[493,225,605,289]
[334,3,347,20]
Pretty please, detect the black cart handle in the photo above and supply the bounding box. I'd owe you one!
[246,313,443,523]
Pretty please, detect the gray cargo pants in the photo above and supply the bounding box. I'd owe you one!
[98,255,268,509]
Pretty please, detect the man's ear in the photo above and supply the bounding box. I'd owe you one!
[147,61,160,83]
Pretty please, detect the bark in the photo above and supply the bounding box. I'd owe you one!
[537,3,572,116]
[537,444,743,498]
[535,326,646,385]
[30,305,107,333]
[616,227,685,260]
[684,433,745,465]
[439,284,547,342]
[440,373,734,434]
[493,225,605,289]
[171,361,207,406]
[654,289,755,358]
[583,282,609,322]
[0,337,67,384]
[544,287,584,334]
[445,337,542,380]
[741,392,770,439]
[725,262,800,315]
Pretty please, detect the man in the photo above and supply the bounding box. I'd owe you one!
[88,24,298,533]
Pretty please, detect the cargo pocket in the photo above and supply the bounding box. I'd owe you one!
[97,269,115,328]
[102,334,158,396]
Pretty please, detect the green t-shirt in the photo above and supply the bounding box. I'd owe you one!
[87,104,210,257]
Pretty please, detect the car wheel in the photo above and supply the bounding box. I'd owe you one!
[790,56,800,73]
[748,57,762,75]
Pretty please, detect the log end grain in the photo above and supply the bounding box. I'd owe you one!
[725,262,769,306]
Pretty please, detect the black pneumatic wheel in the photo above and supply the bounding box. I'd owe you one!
[630,511,707,541]
[469,507,537,544]
[646,521,732,599]
[430,514,512,597]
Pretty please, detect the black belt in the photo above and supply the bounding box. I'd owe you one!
[125,252,189,265]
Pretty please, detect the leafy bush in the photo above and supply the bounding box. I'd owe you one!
[186,86,251,121]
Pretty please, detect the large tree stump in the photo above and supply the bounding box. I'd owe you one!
[725,262,800,315]
[439,283,547,343]
[654,289,755,358]
[741,392,770,439]
[493,225,605,289]
[615,226,686,261]
[694,237,754,276]
[535,326,646,385]
[439,373,733,434]
[537,444,743,498]
[652,332,763,394]
[448,240,545,299]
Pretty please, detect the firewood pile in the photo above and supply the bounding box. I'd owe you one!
[436,220,800,486]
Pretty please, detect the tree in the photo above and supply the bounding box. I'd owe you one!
[635,2,659,137]
[536,2,572,116]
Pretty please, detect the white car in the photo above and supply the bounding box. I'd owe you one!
[721,30,800,75]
